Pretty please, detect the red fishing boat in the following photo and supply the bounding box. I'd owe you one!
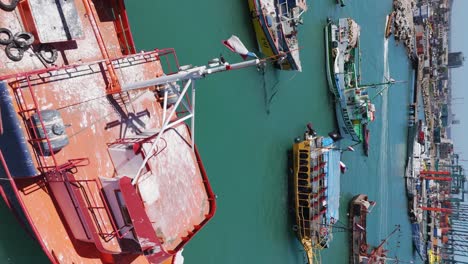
[349,194,375,264]
[349,195,401,264]
[0,1,263,263]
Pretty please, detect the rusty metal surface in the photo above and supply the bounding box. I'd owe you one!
[0,1,212,263]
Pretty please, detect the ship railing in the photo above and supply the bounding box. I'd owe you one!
[72,179,128,241]
[4,48,179,174]
[46,167,129,242]
[296,152,328,241]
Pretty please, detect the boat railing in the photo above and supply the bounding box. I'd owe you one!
[278,2,290,18]
[4,49,179,174]
[45,166,129,244]
[108,0,137,56]
[296,149,328,244]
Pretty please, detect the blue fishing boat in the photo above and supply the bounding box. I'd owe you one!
[325,18,395,143]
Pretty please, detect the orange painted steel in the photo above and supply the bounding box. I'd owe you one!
[0,151,57,263]
[110,0,137,55]
[0,1,215,262]
[419,176,452,181]
[420,170,450,175]
[81,0,121,92]
[420,207,452,213]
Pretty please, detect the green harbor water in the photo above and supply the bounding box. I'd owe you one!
[0,0,421,263]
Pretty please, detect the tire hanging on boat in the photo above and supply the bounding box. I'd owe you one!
[13,32,35,49]
[0,0,20,11]
[38,44,58,64]
[0,28,13,45]
[5,42,24,62]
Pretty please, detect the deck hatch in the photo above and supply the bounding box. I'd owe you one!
[19,0,84,43]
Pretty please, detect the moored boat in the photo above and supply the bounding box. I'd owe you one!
[291,125,342,263]
[385,12,395,39]
[0,2,262,263]
[325,18,395,143]
[349,196,401,264]
[349,194,376,264]
[248,0,307,71]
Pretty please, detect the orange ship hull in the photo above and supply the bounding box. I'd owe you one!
[0,1,216,263]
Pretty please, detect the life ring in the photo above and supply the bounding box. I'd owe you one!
[38,44,58,64]
[13,32,34,49]
[5,42,24,62]
[0,28,13,45]
[0,0,19,11]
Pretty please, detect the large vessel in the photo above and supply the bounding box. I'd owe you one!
[290,125,342,264]
[248,0,307,71]
[325,18,394,143]
[0,1,261,263]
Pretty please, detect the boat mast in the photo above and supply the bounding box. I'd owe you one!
[128,58,262,185]
[368,225,401,262]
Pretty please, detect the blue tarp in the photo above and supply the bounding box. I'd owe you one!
[0,81,37,177]
[323,137,341,222]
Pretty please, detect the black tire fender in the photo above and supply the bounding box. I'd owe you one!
[13,32,34,49]
[38,44,58,64]
[5,42,24,62]
[0,28,13,45]
[0,0,20,12]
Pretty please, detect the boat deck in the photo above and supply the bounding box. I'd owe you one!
[0,1,213,263]
[349,194,368,264]
[292,135,341,255]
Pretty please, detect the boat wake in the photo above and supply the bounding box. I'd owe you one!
[378,37,391,237]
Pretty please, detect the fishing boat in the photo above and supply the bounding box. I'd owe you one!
[349,194,375,264]
[325,18,395,143]
[0,1,262,263]
[385,12,395,39]
[248,0,307,71]
[291,125,342,264]
[349,200,401,264]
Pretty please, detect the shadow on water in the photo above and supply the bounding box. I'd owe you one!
[259,65,281,115]
[285,149,310,264]
[241,0,259,50]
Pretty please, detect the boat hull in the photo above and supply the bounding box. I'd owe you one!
[0,1,215,263]
[248,0,301,71]
[385,12,395,39]
[325,21,362,142]
[291,133,341,263]
[349,194,368,264]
